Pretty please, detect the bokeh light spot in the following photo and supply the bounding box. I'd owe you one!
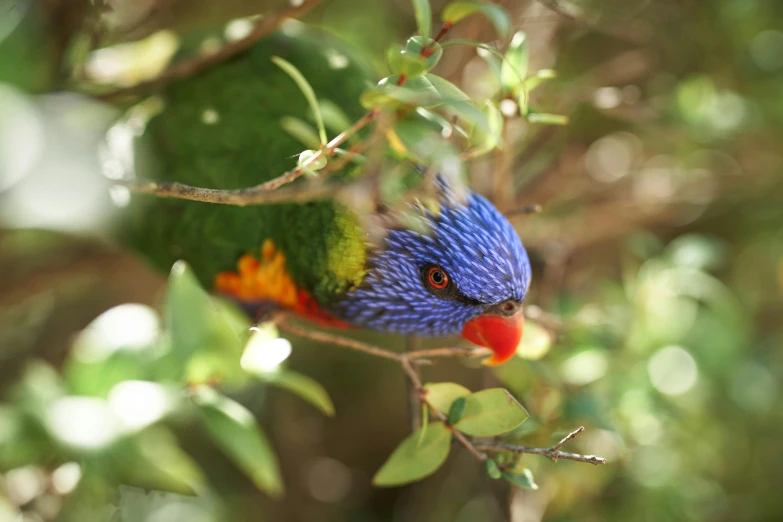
[648,346,698,396]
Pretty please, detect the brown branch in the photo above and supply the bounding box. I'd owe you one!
[474,426,607,465]
[99,0,324,100]
[275,315,606,467]
[119,109,377,206]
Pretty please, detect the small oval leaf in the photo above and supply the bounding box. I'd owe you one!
[502,468,539,490]
[373,422,451,486]
[423,382,471,414]
[258,369,335,417]
[527,112,569,125]
[447,397,467,425]
[193,387,283,497]
[442,2,511,38]
[453,388,528,437]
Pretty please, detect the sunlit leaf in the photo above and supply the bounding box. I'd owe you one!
[442,1,511,38]
[412,0,432,38]
[502,468,538,490]
[527,112,569,125]
[500,31,528,92]
[442,100,492,135]
[373,422,451,486]
[272,56,327,145]
[193,387,282,497]
[453,388,528,437]
[165,262,248,380]
[257,370,335,417]
[279,116,321,150]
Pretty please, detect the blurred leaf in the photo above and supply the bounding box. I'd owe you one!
[524,69,557,91]
[193,387,282,497]
[113,428,206,495]
[527,112,569,125]
[485,458,502,479]
[272,56,327,145]
[447,397,467,424]
[516,320,553,360]
[500,31,528,92]
[373,422,451,486]
[165,262,248,382]
[316,99,354,136]
[425,73,470,102]
[424,382,471,413]
[257,370,334,417]
[443,100,492,135]
[442,2,511,38]
[454,388,528,436]
[502,468,538,490]
[412,0,432,38]
[279,116,322,150]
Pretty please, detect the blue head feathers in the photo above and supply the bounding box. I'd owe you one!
[335,182,532,340]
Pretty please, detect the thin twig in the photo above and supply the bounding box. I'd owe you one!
[276,316,605,467]
[406,336,423,431]
[120,109,377,206]
[99,0,324,100]
[474,426,607,465]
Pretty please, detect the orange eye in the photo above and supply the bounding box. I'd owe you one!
[427,266,449,289]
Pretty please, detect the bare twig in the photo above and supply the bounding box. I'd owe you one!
[120,109,377,206]
[276,315,605,467]
[474,426,607,465]
[99,0,324,100]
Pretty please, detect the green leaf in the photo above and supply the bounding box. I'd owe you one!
[165,262,248,380]
[447,397,467,425]
[257,370,335,417]
[412,0,432,38]
[486,458,502,479]
[424,382,471,414]
[527,112,569,125]
[373,422,451,486]
[442,1,511,38]
[279,116,321,150]
[524,69,557,91]
[453,388,528,437]
[443,100,492,135]
[425,73,471,102]
[271,56,327,145]
[500,31,528,92]
[193,387,283,497]
[502,469,539,490]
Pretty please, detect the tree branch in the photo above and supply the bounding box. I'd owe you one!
[99,0,324,100]
[119,109,377,206]
[474,426,607,465]
[276,316,606,467]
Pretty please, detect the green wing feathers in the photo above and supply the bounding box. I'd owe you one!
[121,30,374,302]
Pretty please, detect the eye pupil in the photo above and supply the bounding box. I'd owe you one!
[426,266,449,289]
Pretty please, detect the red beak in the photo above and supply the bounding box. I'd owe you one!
[461,313,524,365]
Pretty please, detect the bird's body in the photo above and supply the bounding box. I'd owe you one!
[122,31,531,364]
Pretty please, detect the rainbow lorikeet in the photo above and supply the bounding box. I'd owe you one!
[121,32,531,365]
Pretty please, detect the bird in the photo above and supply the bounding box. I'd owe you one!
[118,31,532,365]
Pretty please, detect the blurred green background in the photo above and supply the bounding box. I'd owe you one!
[1,0,782,521]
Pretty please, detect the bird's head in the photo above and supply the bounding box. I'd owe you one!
[336,182,532,365]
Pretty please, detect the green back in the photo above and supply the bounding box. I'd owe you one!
[122,30,374,302]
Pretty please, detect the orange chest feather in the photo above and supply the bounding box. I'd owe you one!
[214,239,348,328]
